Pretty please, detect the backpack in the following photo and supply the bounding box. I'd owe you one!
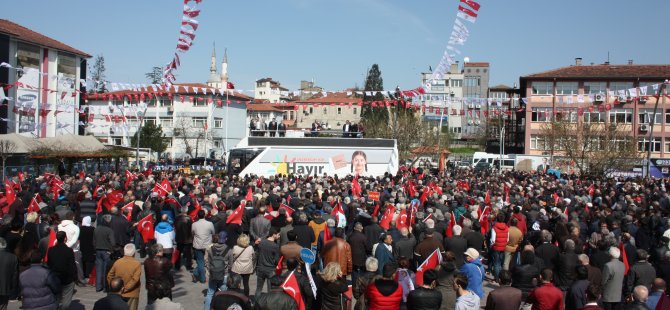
[209,245,229,281]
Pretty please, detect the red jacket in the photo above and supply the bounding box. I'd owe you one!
[366,279,403,310]
[527,282,564,310]
[492,222,509,252]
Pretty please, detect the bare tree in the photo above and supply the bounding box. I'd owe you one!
[173,115,195,158]
[0,140,17,181]
[541,118,640,177]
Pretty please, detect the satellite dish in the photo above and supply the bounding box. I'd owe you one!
[464,57,470,63]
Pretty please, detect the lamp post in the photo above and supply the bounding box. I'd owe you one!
[135,105,148,169]
[646,81,668,178]
[393,86,400,139]
[437,91,454,149]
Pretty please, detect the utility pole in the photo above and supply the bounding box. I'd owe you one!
[646,81,668,178]
[393,86,400,139]
[135,106,147,169]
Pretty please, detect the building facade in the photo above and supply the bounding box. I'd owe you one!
[520,60,670,162]
[484,84,523,154]
[420,63,465,139]
[294,92,362,130]
[254,77,290,103]
[87,83,249,160]
[463,62,490,99]
[0,19,90,137]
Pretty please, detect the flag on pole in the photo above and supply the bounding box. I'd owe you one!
[379,205,395,230]
[619,242,629,275]
[121,202,134,221]
[137,214,155,243]
[446,212,456,237]
[28,196,41,213]
[44,228,57,263]
[278,203,294,217]
[416,248,443,285]
[281,271,306,310]
[189,198,202,221]
[275,255,284,275]
[226,202,245,225]
[245,187,253,202]
[351,175,362,198]
[4,178,16,206]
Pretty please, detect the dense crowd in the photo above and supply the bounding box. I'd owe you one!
[1,166,670,310]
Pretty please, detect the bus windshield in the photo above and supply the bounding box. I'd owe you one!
[228,148,263,174]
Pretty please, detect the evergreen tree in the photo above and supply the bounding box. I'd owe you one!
[361,64,389,124]
[90,55,107,93]
[130,122,168,157]
[145,66,163,84]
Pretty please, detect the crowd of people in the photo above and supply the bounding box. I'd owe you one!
[1,166,670,310]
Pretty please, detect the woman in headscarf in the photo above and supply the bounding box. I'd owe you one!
[79,216,96,279]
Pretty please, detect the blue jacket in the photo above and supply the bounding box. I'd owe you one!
[459,258,485,299]
[155,221,174,234]
[19,264,60,310]
[374,243,396,275]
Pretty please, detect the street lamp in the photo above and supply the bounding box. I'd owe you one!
[437,91,454,149]
[135,105,148,169]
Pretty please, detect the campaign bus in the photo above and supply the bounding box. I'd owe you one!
[227,137,399,177]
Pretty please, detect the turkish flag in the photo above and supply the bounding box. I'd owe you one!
[17,171,24,183]
[371,202,380,218]
[446,212,456,237]
[245,187,253,202]
[619,243,629,275]
[331,202,345,224]
[226,202,244,225]
[553,192,561,205]
[379,206,394,231]
[27,196,40,213]
[275,255,284,276]
[137,214,155,243]
[44,228,57,263]
[121,202,134,221]
[189,198,202,222]
[278,203,294,217]
[4,178,15,206]
[143,167,153,177]
[281,271,306,310]
[479,206,492,234]
[323,226,332,243]
[484,191,491,205]
[152,179,171,197]
[416,248,442,286]
[351,175,362,198]
[395,208,409,230]
[103,190,124,211]
[124,170,136,190]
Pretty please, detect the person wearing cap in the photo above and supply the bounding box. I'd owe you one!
[460,248,485,299]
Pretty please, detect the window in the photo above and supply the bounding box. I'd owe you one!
[112,138,123,146]
[309,107,313,114]
[490,92,508,99]
[192,117,206,128]
[337,107,342,115]
[450,79,463,87]
[584,82,607,94]
[145,119,157,126]
[451,127,461,134]
[353,108,357,114]
[638,137,661,152]
[163,138,172,148]
[160,118,173,128]
[638,109,662,124]
[609,82,634,92]
[214,118,223,128]
[530,135,548,150]
[583,111,605,123]
[609,109,633,124]
[214,140,221,148]
[323,107,327,114]
[193,97,207,106]
[532,82,553,95]
[531,108,552,122]
[666,109,670,124]
[57,53,76,80]
[556,109,578,123]
[465,78,479,87]
[16,42,40,79]
[665,138,670,153]
[555,82,578,95]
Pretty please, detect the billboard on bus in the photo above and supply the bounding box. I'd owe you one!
[254,148,395,177]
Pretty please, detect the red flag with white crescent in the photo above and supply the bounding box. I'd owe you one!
[281,271,306,310]
[226,202,244,225]
[416,248,443,286]
[121,202,134,221]
[44,228,57,263]
[137,214,155,243]
[4,178,15,206]
[278,203,294,217]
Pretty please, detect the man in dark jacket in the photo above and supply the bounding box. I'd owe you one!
[254,275,297,310]
[256,227,280,295]
[292,213,315,249]
[485,270,522,310]
[20,251,60,310]
[0,237,18,309]
[624,285,650,310]
[47,231,77,310]
[211,273,252,310]
[407,269,442,310]
[93,277,129,310]
[445,225,468,268]
[348,222,371,286]
[109,207,132,246]
[627,249,656,294]
[566,265,590,310]
[174,212,193,271]
[364,216,384,248]
[535,230,559,270]
[555,239,579,291]
[95,214,116,292]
